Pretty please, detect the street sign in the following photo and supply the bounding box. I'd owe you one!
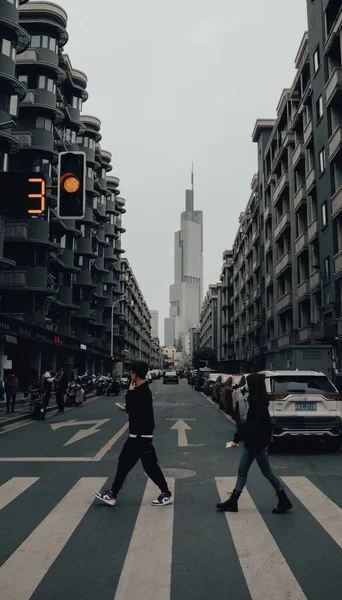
[50,419,110,447]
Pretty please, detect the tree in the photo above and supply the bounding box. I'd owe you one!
[192,347,217,369]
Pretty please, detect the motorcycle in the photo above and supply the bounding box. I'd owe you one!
[25,387,46,420]
[106,376,121,396]
[65,379,84,406]
[95,376,108,396]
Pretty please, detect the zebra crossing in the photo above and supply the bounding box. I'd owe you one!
[0,475,342,599]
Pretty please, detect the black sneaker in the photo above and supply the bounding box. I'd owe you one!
[94,489,117,506]
[151,492,173,506]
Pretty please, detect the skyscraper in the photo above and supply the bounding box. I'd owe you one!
[164,169,203,351]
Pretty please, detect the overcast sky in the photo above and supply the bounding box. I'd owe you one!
[62,0,308,341]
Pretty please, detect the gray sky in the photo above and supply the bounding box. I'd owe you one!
[62,0,308,341]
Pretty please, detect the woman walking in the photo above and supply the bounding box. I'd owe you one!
[5,370,19,414]
[216,373,293,514]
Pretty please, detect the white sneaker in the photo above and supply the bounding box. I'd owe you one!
[94,489,117,506]
[151,492,173,506]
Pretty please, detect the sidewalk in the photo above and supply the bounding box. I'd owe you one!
[0,392,97,428]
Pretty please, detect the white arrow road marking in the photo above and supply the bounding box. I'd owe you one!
[170,419,191,447]
[50,419,110,447]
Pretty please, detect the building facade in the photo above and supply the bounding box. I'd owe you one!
[165,173,203,351]
[219,3,342,377]
[150,310,159,339]
[0,1,156,386]
[200,283,221,359]
[219,250,235,366]
[189,324,201,361]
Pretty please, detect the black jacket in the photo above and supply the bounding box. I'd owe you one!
[125,382,155,435]
[233,400,272,450]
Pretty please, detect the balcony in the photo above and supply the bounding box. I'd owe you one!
[308,218,318,242]
[253,285,260,300]
[252,229,259,245]
[305,167,316,193]
[252,258,259,272]
[275,292,292,313]
[325,67,342,107]
[328,126,342,161]
[297,280,310,299]
[295,231,308,255]
[332,186,342,217]
[310,270,320,291]
[293,185,306,211]
[277,334,291,347]
[334,251,342,276]
[265,272,272,288]
[0,270,27,288]
[275,251,291,277]
[264,237,272,254]
[273,171,289,205]
[292,142,304,169]
[303,119,313,147]
[264,204,272,221]
[298,327,311,342]
[4,224,28,240]
[274,211,291,241]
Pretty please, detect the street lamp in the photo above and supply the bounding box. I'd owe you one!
[111,294,128,359]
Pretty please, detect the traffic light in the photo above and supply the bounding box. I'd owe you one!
[57,151,85,219]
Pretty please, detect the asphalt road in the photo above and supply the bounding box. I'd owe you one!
[1,380,342,600]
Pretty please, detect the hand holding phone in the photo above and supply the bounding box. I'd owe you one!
[225,441,238,448]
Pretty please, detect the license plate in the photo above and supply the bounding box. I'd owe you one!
[295,402,317,411]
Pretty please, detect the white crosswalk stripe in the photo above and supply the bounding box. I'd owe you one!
[0,477,39,511]
[114,478,175,600]
[283,476,342,549]
[0,475,342,599]
[215,477,307,600]
[0,477,106,600]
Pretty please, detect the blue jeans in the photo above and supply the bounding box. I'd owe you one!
[235,446,283,493]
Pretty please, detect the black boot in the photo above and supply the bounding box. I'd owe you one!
[272,489,293,514]
[216,490,241,512]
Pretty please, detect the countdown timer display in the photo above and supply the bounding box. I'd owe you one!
[0,173,46,217]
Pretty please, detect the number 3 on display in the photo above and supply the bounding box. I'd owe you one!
[28,178,46,214]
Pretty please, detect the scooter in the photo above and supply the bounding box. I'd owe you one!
[25,388,46,420]
[106,376,121,396]
[65,379,84,406]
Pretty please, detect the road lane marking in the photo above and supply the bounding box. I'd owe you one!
[283,476,342,549]
[114,477,175,600]
[51,418,111,447]
[170,419,191,446]
[93,422,129,461]
[0,477,39,510]
[215,478,306,600]
[0,477,106,600]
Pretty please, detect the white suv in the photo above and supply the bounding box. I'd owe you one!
[233,370,342,451]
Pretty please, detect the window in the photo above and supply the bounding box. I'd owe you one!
[313,48,320,74]
[72,96,82,111]
[324,257,330,281]
[30,35,57,52]
[37,75,56,94]
[1,38,12,57]
[18,74,28,85]
[36,116,53,132]
[316,95,323,122]
[6,0,20,7]
[47,78,54,92]
[319,148,326,174]
[86,167,93,178]
[321,201,328,227]
[42,36,49,49]
[9,95,18,117]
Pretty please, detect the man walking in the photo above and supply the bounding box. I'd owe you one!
[95,360,172,507]
[4,371,19,414]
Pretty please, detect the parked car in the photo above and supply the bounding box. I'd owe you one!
[163,370,179,384]
[146,371,153,384]
[233,370,342,451]
[194,368,218,391]
[219,375,242,414]
[212,374,230,403]
[231,373,251,425]
[203,373,220,396]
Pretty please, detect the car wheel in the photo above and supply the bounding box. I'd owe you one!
[324,436,342,452]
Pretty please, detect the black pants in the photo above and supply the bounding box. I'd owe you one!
[6,393,16,412]
[44,390,51,408]
[55,391,64,412]
[111,437,169,496]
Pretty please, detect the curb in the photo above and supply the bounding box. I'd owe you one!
[0,393,99,428]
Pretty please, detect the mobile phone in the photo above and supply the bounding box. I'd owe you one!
[115,402,126,411]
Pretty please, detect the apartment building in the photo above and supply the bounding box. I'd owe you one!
[200,283,221,358]
[228,3,342,375]
[0,1,158,384]
[219,250,234,365]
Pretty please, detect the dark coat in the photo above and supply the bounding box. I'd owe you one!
[233,399,272,450]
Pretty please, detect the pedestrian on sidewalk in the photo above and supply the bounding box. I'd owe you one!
[5,370,19,414]
[42,367,54,408]
[216,373,293,515]
[55,367,68,413]
[95,360,173,507]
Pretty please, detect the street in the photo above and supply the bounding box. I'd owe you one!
[1,380,342,600]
